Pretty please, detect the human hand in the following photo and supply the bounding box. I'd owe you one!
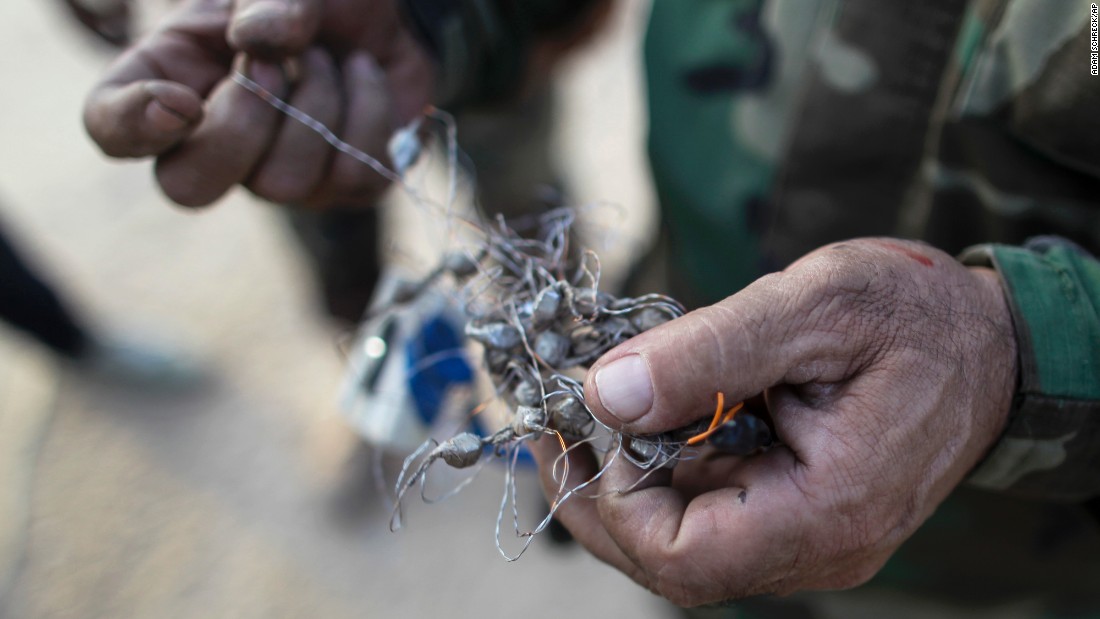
[530,238,1018,606]
[83,0,434,208]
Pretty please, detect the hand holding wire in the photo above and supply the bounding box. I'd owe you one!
[83,0,434,209]
[531,238,1018,606]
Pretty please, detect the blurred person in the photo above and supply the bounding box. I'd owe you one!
[81,0,1100,617]
[0,0,199,388]
[0,209,199,387]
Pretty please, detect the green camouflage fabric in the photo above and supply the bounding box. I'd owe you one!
[643,0,1100,616]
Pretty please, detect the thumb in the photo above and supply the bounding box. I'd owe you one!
[83,78,206,159]
[228,0,323,57]
[584,268,857,436]
[84,80,205,158]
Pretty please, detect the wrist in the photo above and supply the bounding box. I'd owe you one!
[960,240,1100,500]
[967,266,1020,446]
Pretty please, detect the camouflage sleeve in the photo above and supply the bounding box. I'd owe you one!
[960,238,1100,501]
[397,0,602,108]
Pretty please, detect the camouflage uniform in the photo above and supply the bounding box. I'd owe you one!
[645,3,1100,614]
[404,0,1100,616]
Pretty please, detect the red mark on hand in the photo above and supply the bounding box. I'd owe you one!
[871,240,934,267]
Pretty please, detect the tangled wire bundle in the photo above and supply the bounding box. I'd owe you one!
[232,71,772,559]
[378,208,768,559]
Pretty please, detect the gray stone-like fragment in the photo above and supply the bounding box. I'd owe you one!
[534,330,570,367]
[466,321,522,350]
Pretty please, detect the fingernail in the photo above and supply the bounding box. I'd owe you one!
[594,355,653,423]
[145,100,191,133]
[144,83,202,126]
[235,0,290,25]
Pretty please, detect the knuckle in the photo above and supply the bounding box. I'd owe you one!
[690,306,735,368]
[650,565,702,607]
[790,463,915,588]
[642,539,729,606]
[650,560,733,607]
[826,555,889,591]
[848,555,890,587]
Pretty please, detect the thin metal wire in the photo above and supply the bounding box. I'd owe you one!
[231,71,404,185]
[235,66,714,558]
[232,70,471,226]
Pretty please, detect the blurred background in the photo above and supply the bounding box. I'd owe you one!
[0,0,672,617]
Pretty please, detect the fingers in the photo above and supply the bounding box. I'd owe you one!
[84,0,237,157]
[246,48,342,203]
[229,0,323,57]
[83,0,327,162]
[155,56,288,207]
[84,80,205,158]
[584,271,841,436]
[542,239,1015,605]
[305,51,395,207]
[125,44,394,209]
[381,34,438,124]
[530,434,811,603]
[531,432,815,603]
[526,438,644,583]
[84,0,431,207]
[247,49,397,209]
[594,447,811,604]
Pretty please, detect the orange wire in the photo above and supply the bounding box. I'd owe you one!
[720,402,743,425]
[708,392,725,431]
[686,395,744,446]
[687,393,725,445]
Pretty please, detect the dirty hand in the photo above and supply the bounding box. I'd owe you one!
[83,0,434,208]
[531,238,1018,607]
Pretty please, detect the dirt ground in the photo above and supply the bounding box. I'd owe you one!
[0,1,674,617]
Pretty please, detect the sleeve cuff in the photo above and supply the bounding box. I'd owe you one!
[959,239,1100,500]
